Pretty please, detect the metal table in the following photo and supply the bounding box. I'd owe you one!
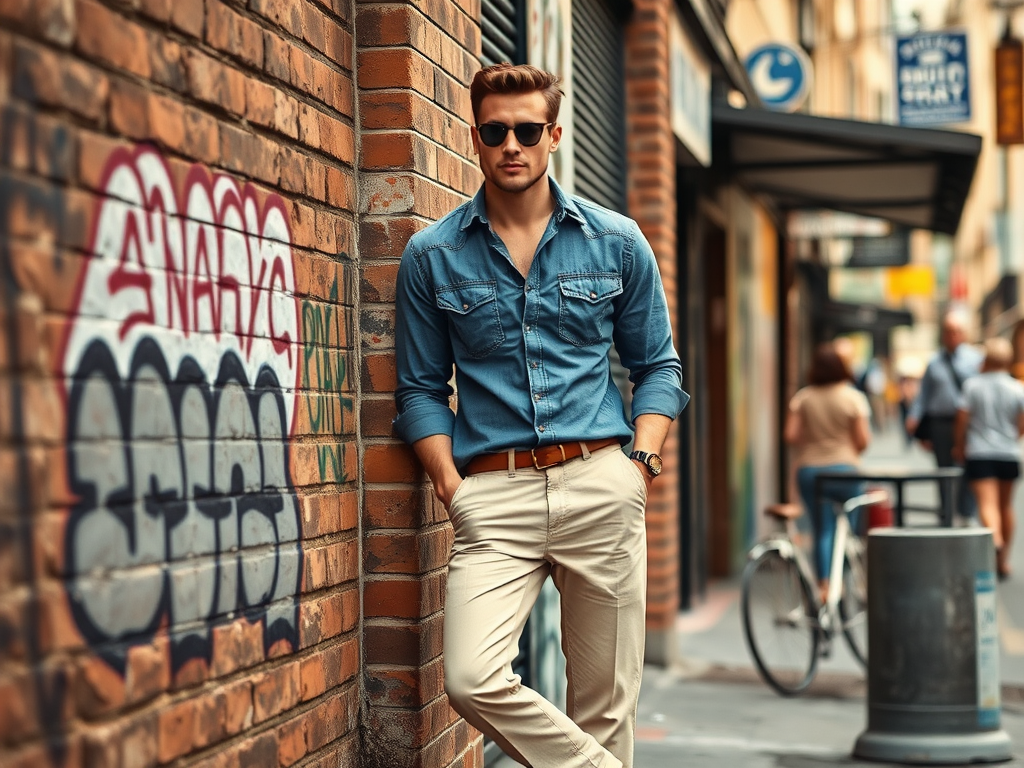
[814,467,964,527]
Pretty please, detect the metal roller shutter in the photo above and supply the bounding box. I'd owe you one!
[572,0,628,213]
[481,0,524,66]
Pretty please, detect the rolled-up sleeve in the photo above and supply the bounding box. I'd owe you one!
[613,223,690,421]
[393,244,457,444]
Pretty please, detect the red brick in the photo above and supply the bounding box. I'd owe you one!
[108,78,150,140]
[361,263,399,303]
[170,0,204,37]
[12,40,109,122]
[274,91,299,138]
[365,528,451,574]
[361,352,397,393]
[358,48,433,93]
[125,638,170,705]
[0,670,40,744]
[251,0,302,35]
[223,679,254,736]
[263,29,292,82]
[75,0,150,77]
[148,31,187,92]
[324,22,352,69]
[158,699,195,763]
[363,442,419,483]
[184,107,220,165]
[300,651,326,701]
[207,0,263,67]
[76,654,126,718]
[238,730,280,768]
[278,713,308,766]
[184,48,246,116]
[138,0,171,22]
[192,689,227,749]
[318,111,355,164]
[252,662,300,723]
[360,397,397,438]
[211,618,264,678]
[148,93,186,151]
[363,572,445,619]
[245,76,277,128]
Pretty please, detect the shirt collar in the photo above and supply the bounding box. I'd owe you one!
[459,176,586,230]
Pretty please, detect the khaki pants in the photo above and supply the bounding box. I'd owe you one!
[444,444,648,768]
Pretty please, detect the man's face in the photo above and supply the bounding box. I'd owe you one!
[472,91,561,194]
[942,320,965,351]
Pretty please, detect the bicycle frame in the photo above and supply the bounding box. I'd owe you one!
[749,490,886,635]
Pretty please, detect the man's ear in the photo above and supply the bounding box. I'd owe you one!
[549,123,562,152]
[470,125,480,156]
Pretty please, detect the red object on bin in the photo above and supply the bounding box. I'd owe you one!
[866,491,894,529]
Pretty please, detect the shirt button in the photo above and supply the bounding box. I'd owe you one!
[534,393,542,401]
[525,285,533,292]
[590,291,597,299]
[538,425,546,432]
[524,325,531,333]
[462,303,469,310]
[531,362,538,369]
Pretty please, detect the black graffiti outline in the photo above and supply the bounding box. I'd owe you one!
[64,337,303,675]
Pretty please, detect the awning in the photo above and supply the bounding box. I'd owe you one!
[712,105,982,235]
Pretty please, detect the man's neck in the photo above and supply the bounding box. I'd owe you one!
[484,177,556,229]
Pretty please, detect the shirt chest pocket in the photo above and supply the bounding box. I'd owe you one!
[557,273,623,346]
[436,281,505,358]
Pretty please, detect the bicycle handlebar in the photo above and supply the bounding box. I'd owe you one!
[842,490,888,515]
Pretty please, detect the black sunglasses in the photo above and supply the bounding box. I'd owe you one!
[476,122,554,148]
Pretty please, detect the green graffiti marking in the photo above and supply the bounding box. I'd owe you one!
[302,274,353,482]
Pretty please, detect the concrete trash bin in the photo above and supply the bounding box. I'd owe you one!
[853,528,1012,764]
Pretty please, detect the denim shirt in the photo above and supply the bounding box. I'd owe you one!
[393,177,690,469]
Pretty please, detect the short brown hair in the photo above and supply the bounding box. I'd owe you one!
[807,342,853,386]
[470,63,563,124]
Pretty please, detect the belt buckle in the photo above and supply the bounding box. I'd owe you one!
[531,444,566,470]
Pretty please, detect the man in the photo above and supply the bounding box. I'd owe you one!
[393,63,689,768]
[906,309,983,521]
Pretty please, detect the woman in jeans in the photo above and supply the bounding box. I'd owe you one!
[954,337,1024,580]
[784,342,871,600]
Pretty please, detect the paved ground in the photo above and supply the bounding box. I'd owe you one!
[492,424,1024,766]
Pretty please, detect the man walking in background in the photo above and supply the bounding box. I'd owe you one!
[393,63,689,768]
[906,309,983,522]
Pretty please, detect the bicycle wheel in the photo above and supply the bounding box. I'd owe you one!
[741,548,819,696]
[839,538,868,668]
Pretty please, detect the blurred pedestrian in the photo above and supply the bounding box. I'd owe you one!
[785,341,871,600]
[906,309,982,522]
[897,374,920,449]
[954,337,1024,579]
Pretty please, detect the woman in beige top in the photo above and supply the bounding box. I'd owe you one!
[784,342,872,596]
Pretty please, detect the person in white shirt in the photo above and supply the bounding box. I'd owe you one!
[954,337,1024,579]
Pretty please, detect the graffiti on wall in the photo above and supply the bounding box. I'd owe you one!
[61,146,303,673]
[301,274,353,483]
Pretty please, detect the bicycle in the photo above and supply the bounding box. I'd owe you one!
[740,490,886,696]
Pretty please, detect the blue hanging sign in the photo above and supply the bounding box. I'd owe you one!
[896,31,971,126]
[744,43,812,112]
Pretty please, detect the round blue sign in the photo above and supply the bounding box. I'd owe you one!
[744,43,812,112]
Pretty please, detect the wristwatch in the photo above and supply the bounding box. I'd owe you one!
[628,450,663,477]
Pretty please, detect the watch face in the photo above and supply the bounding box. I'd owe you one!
[648,454,663,476]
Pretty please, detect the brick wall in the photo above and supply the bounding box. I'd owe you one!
[355,0,482,764]
[623,0,682,663]
[0,0,479,766]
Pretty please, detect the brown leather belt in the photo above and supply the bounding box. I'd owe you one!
[464,438,620,475]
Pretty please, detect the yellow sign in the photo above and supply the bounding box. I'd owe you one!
[886,266,935,300]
